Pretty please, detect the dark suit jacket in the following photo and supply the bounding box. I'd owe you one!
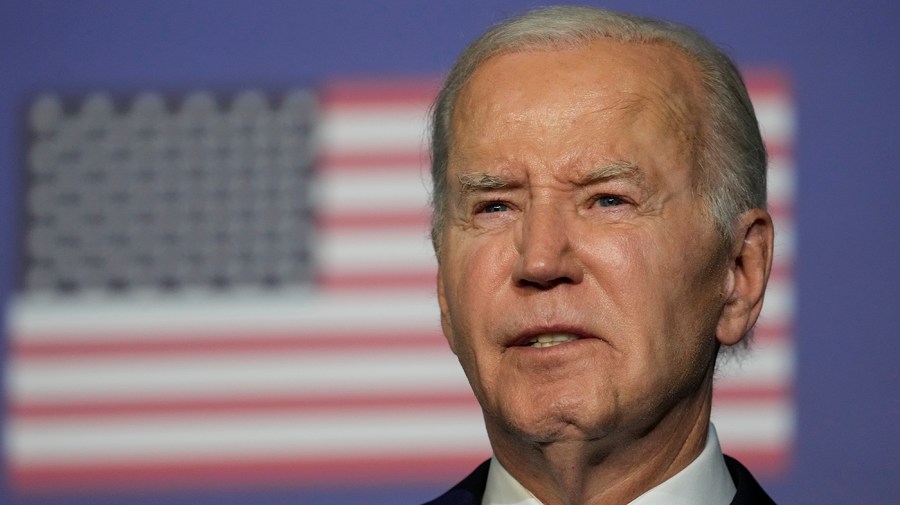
[423,455,775,504]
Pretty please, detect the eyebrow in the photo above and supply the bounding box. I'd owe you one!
[457,172,514,194]
[578,161,651,193]
[455,161,651,196]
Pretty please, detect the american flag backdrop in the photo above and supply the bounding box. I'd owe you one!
[711,71,796,475]
[4,72,795,494]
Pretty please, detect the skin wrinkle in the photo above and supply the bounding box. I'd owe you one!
[456,161,650,204]
[431,18,768,256]
[435,37,773,505]
[440,42,710,244]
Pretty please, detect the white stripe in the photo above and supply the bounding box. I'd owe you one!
[9,349,466,402]
[320,106,429,153]
[8,408,487,465]
[318,229,436,272]
[753,96,795,143]
[755,279,795,326]
[767,157,796,205]
[9,292,441,342]
[712,400,794,447]
[8,402,791,465]
[316,171,431,213]
[772,219,797,264]
[321,158,429,171]
[715,337,793,386]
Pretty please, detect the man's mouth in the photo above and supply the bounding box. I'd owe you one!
[524,334,580,348]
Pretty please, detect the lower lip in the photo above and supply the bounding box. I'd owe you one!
[514,337,593,352]
[507,338,597,369]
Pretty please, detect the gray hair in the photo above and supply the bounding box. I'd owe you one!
[429,5,766,251]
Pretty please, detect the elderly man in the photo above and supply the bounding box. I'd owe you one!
[424,6,776,505]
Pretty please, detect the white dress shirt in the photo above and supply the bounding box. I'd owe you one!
[481,424,736,505]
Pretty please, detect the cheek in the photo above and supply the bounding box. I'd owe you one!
[440,240,506,346]
[439,254,505,405]
[587,227,715,352]
[582,230,660,314]
[447,234,511,302]
[620,229,722,370]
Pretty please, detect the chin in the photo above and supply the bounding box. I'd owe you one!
[492,394,618,444]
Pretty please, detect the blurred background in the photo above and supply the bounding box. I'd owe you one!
[1,1,897,504]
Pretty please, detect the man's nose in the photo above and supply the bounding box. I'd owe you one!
[512,205,584,289]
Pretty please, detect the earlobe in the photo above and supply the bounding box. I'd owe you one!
[716,209,774,346]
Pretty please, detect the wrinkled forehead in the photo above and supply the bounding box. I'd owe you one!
[450,39,708,158]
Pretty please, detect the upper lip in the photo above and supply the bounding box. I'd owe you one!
[507,325,600,347]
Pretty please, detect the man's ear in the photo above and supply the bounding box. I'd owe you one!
[436,268,458,355]
[716,208,774,346]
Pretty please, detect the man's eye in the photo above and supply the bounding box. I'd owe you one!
[480,202,509,213]
[595,195,625,207]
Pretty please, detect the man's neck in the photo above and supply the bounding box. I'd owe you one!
[488,388,713,505]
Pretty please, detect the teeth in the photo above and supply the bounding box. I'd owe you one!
[528,334,578,348]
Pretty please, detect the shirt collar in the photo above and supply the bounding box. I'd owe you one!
[481,424,736,505]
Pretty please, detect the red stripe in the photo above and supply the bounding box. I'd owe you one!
[9,453,488,493]
[749,320,792,342]
[744,68,792,98]
[13,331,447,359]
[319,146,790,168]
[318,150,429,169]
[11,386,786,421]
[319,145,789,169]
[321,79,439,106]
[318,211,430,230]
[317,144,794,172]
[317,270,436,290]
[767,200,793,220]
[9,448,788,493]
[12,388,786,421]
[320,145,790,169]
[767,143,795,162]
[721,446,790,478]
[11,391,478,420]
[770,262,793,282]
[8,447,790,492]
[765,141,794,159]
[713,385,789,403]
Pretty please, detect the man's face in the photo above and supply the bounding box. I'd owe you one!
[436,40,733,446]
